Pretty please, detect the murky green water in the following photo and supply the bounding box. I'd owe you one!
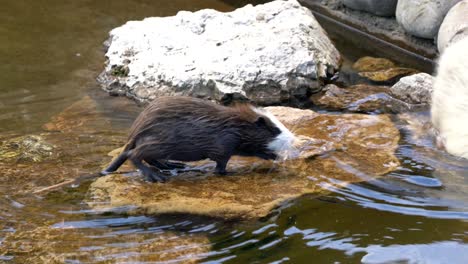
[1,0,467,263]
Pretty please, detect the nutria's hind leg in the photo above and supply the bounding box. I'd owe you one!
[100,151,130,175]
[144,158,186,170]
[131,158,167,183]
[215,157,230,175]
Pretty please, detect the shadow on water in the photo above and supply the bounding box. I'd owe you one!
[1,0,468,263]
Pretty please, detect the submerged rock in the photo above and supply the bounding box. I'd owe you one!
[310,84,419,113]
[437,0,468,53]
[350,56,418,85]
[0,135,55,163]
[0,226,210,263]
[4,96,130,195]
[342,0,397,17]
[98,0,341,105]
[390,73,434,105]
[43,96,109,133]
[396,0,461,39]
[358,67,419,84]
[352,56,395,72]
[87,107,399,219]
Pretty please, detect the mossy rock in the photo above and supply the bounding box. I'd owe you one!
[0,135,55,163]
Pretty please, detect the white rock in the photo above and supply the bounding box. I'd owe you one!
[98,0,341,104]
[342,0,397,17]
[390,73,434,105]
[396,0,461,39]
[437,0,468,53]
[431,36,468,159]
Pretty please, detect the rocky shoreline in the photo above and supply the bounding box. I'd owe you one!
[300,0,468,62]
[300,0,437,59]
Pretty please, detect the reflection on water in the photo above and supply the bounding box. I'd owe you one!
[1,0,467,263]
[0,0,240,134]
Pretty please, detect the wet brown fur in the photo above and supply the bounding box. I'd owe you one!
[102,96,281,182]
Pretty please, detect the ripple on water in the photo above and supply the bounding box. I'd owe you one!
[52,216,157,229]
[351,242,468,264]
[320,180,468,220]
[396,174,443,188]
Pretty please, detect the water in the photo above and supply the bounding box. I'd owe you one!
[1,0,467,263]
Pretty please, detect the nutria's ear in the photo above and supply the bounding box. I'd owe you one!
[255,116,266,126]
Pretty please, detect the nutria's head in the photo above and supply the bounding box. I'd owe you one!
[234,105,297,160]
[258,108,298,159]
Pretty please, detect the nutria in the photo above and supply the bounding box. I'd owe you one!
[431,36,468,159]
[101,96,297,182]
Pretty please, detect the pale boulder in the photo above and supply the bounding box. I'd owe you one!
[437,0,468,53]
[396,0,461,39]
[98,0,341,105]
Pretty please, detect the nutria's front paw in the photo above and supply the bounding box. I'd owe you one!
[99,170,111,176]
[141,169,168,183]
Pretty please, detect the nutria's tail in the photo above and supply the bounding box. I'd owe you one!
[100,143,134,175]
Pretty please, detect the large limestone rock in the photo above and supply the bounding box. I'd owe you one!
[342,0,397,17]
[87,107,400,219]
[396,0,461,39]
[437,0,468,53]
[98,0,341,105]
[390,73,434,105]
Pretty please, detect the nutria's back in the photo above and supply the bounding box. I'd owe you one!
[126,96,294,162]
[102,96,297,182]
[128,97,262,141]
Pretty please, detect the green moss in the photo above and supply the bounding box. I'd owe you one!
[110,65,129,77]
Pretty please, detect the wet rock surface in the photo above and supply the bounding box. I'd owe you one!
[310,84,417,113]
[342,0,397,17]
[437,0,468,53]
[98,0,341,105]
[396,0,461,39]
[390,73,434,105]
[87,106,400,219]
